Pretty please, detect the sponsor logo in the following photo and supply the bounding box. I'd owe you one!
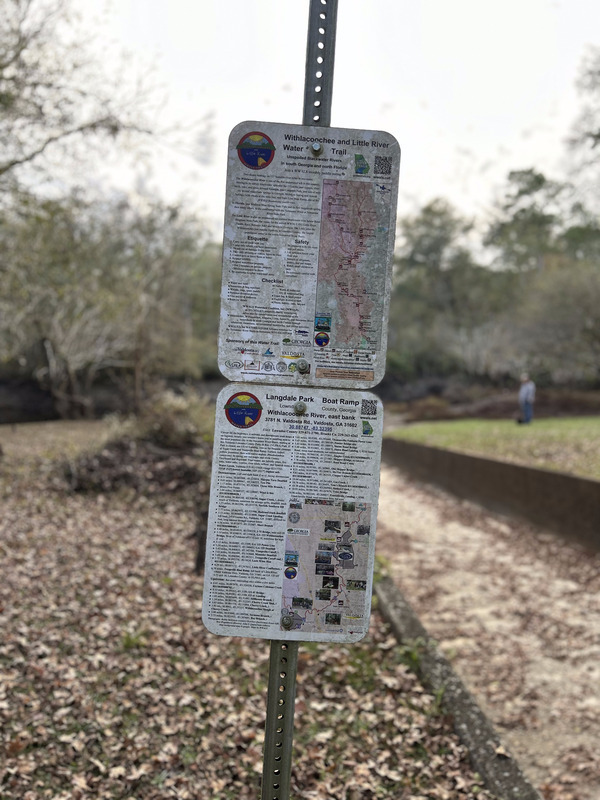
[225,359,243,369]
[262,361,274,371]
[315,332,330,347]
[276,362,288,373]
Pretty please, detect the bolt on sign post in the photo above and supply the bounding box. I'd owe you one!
[202,2,400,798]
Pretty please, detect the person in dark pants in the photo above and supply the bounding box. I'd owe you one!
[518,373,536,424]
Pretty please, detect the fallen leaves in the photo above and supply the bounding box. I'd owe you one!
[0,427,496,799]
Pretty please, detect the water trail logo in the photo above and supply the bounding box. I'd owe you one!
[224,392,263,428]
[237,132,276,170]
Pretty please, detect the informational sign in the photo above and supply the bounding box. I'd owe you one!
[202,384,384,642]
[219,121,400,389]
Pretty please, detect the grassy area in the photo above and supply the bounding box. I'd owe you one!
[387,416,600,481]
[0,419,109,462]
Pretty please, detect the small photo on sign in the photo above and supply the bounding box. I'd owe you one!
[324,520,341,533]
[348,580,367,591]
[316,564,334,576]
[292,597,313,610]
[315,316,331,332]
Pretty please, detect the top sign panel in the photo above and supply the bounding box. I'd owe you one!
[219,121,400,389]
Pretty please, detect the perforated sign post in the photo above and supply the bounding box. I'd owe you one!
[202,2,399,798]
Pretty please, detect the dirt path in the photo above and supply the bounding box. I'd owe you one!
[376,461,600,800]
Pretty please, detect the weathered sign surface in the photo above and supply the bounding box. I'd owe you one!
[219,122,400,389]
[202,384,384,642]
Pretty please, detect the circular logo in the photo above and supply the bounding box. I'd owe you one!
[262,361,274,371]
[224,392,262,429]
[339,551,353,560]
[284,567,297,580]
[276,361,288,373]
[288,511,300,524]
[237,131,276,170]
[315,332,330,347]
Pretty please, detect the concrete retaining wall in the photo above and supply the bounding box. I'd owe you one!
[382,438,600,551]
[376,577,542,800]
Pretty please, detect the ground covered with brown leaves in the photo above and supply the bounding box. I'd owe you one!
[0,421,496,800]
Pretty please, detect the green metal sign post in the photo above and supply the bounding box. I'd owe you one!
[261,4,338,799]
[261,0,338,800]
[261,641,300,800]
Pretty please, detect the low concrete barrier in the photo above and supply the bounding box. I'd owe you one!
[382,437,600,551]
[376,577,542,800]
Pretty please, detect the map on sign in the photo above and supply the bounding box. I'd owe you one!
[282,499,372,635]
[219,121,400,389]
[315,179,383,353]
[202,384,383,642]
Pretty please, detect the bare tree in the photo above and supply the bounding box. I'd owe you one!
[0,0,152,183]
[0,190,210,416]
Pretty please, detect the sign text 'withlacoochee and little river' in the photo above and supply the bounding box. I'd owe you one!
[219,121,401,390]
[202,385,383,642]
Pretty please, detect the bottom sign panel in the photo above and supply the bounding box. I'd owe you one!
[202,384,383,642]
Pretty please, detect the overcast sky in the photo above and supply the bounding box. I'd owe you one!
[85,0,597,234]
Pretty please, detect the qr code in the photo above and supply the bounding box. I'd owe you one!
[374,156,392,175]
[361,399,378,417]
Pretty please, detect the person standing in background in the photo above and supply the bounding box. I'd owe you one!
[518,373,536,424]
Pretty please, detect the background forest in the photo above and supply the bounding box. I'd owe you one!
[1,0,600,420]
